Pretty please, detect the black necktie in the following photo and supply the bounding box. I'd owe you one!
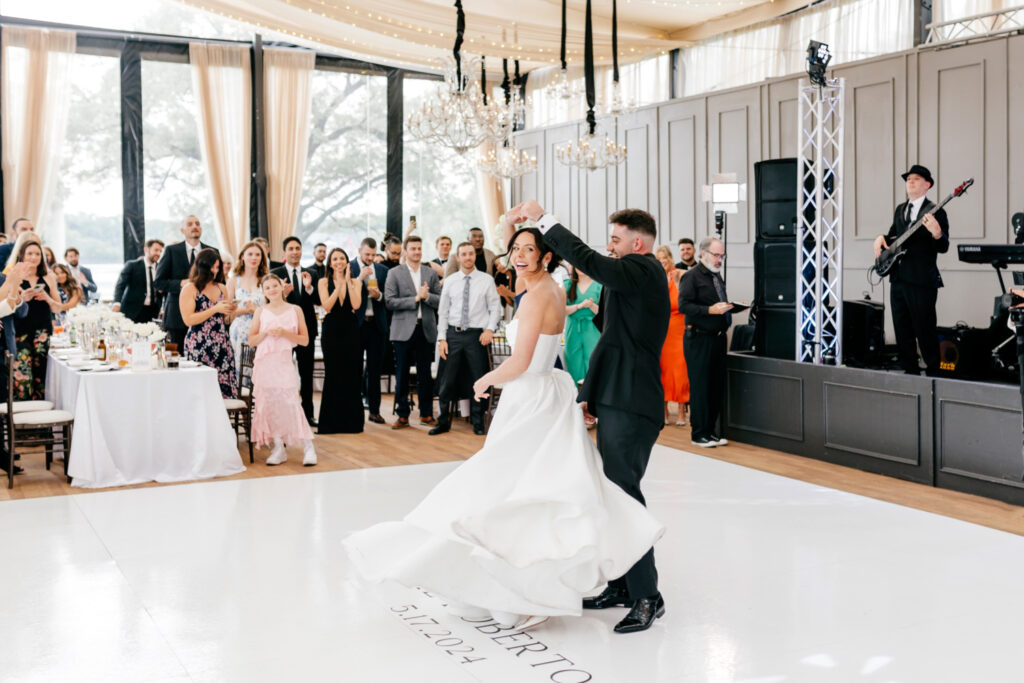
[188,247,195,266]
[905,203,913,224]
[292,268,300,299]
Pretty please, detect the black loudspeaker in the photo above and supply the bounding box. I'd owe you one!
[730,323,755,352]
[755,158,797,240]
[936,325,990,379]
[754,307,796,360]
[755,242,795,307]
[842,299,885,366]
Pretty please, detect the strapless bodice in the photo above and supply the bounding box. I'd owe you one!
[505,319,561,375]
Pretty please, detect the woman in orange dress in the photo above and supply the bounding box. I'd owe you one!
[656,245,688,425]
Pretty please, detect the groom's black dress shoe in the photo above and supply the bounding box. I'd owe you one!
[428,421,451,435]
[613,594,665,634]
[582,585,631,609]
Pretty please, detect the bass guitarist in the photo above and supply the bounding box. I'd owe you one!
[873,164,950,375]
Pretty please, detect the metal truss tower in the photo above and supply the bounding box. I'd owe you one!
[796,78,844,365]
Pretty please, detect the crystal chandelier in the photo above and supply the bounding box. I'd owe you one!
[478,143,537,179]
[556,133,626,172]
[600,0,636,119]
[406,1,495,155]
[556,0,627,172]
[551,0,576,100]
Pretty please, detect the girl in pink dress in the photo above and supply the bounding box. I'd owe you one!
[248,274,317,466]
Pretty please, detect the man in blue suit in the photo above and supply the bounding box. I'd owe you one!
[351,237,390,424]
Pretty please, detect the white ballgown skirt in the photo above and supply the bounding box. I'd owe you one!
[343,330,664,618]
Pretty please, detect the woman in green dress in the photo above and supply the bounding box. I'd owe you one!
[563,264,602,388]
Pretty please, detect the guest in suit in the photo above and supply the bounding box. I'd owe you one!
[385,234,441,429]
[63,248,97,302]
[309,242,328,282]
[873,164,950,375]
[0,263,31,360]
[318,248,365,434]
[431,242,501,436]
[432,235,452,270]
[271,236,319,426]
[513,200,670,634]
[444,227,495,277]
[13,241,61,400]
[113,239,165,323]
[351,237,389,424]
[154,215,214,348]
[180,248,237,398]
[0,217,35,266]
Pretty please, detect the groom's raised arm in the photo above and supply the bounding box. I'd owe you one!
[537,219,648,294]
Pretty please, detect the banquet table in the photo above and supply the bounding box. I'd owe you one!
[45,354,246,488]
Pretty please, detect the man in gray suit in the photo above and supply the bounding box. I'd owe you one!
[385,234,442,429]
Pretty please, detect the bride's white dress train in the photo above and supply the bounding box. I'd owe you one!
[344,320,664,618]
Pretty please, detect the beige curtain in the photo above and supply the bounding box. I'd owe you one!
[263,47,314,260]
[475,139,507,252]
[1,26,75,240]
[190,43,251,259]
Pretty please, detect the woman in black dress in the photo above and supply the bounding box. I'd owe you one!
[317,248,365,434]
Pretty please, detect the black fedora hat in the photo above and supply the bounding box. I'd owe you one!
[901,164,934,186]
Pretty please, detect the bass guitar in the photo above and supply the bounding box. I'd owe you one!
[873,177,974,278]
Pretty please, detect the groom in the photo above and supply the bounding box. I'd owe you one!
[510,200,669,634]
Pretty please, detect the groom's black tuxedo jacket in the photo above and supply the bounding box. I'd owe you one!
[542,224,669,424]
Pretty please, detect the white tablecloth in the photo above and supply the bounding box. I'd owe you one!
[45,356,246,488]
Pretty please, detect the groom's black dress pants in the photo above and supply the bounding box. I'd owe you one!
[595,404,661,599]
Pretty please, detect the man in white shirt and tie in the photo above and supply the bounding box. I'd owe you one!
[430,242,502,436]
[113,239,165,322]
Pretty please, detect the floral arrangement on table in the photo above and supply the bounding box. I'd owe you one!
[66,306,166,359]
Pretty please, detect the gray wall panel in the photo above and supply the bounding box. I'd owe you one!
[543,123,580,237]
[726,367,804,441]
[658,99,707,247]
[707,88,760,266]
[823,382,920,464]
[616,107,660,222]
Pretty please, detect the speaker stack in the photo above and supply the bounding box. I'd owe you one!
[753,159,798,359]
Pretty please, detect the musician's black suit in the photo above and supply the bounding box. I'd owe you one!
[883,198,950,374]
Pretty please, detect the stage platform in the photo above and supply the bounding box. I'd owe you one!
[726,352,1024,506]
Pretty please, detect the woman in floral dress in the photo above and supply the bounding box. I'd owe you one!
[179,248,237,398]
[12,242,60,400]
[227,240,268,371]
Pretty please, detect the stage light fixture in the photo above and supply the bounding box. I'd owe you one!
[806,40,832,87]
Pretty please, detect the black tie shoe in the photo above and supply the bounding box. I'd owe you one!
[582,585,631,610]
[613,594,665,634]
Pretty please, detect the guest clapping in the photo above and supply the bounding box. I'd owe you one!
[317,248,365,434]
[249,274,316,466]
[180,248,237,398]
[13,241,60,400]
[227,241,268,371]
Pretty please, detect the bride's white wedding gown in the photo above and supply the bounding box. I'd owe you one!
[344,319,665,618]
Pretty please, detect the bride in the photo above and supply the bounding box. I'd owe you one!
[343,227,664,628]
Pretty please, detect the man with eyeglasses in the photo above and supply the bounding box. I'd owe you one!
[677,236,733,448]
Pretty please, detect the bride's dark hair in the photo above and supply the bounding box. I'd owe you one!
[507,227,562,274]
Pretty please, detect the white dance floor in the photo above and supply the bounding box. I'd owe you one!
[3,445,1024,682]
